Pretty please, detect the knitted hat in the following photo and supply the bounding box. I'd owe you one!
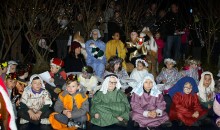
[0,78,17,130]
[50,58,64,67]
[71,41,82,51]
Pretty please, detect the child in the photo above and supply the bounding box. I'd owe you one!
[181,58,200,84]
[5,73,17,99]
[18,74,52,125]
[156,58,180,92]
[106,32,127,70]
[198,72,215,109]
[168,77,208,126]
[0,78,17,130]
[6,60,18,74]
[90,74,130,127]
[0,61,7,80]
[213,93,220,127]
[47,58,67,101]
[16,64,30,83]
[49,74,89,130]
[131,73,171,129]
[85,29,106,78]
[154,32,164,64]
[78,66,98,97]
[129,59,149,89]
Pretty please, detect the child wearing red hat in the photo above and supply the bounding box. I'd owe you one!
[46,58,67,101]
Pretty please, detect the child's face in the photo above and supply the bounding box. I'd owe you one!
[0,67,7,73]
[155,33,160,39]
[203,74,211,88]
[190,64,197,69]
[131,32,138,41]
[66,81,79,95]
[137,62,144,71]
[92,31,99,40]
[10,65,17,73]
[143,79,153,91]
[32,79,42,92]
[5,79,17,90]
[108,77,117,92]
[112,33,120,40]
[75,47,81,55]
[50,66,60,74]
[166,62,174,69]
[114,63,120,71]
[16,82,25,94]
[183,83,192,94]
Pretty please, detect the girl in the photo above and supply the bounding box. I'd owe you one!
[131,73,171,129]
[156,58,180,92]
[198,72,215,109]
[129,59,149,89]
[168,77,208,126]
[154,32,164,64]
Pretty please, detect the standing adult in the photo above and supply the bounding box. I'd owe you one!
[164,3,183,61]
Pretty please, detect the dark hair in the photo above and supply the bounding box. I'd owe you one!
[66,74,78,85]
[32,77,40,81]
[106,56,123,72]
[82,66,93,74]
[137,61,146,67]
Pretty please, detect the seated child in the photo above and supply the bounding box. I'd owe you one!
[168,76,208,126]
[78,66,98,96]
[6,60,18,74]
[47,58,67,101]
[0,78,17,130]
[18,74,52,125]
[131,73,171,128]
[0,61,7,80]
[5,73,17,99]
[49,74,89,129]
[156,58,180,92]
[129,59,149,89]
[198,71,215,109]
[180,58,200,84]
[213,93,220,127]
[90,74,130,127]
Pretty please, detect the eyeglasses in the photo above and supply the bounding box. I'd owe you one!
[184,87,192,91]
[109,81,117,85]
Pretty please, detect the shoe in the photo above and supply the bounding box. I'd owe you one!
[160,120,172,127]
[20,118,29,124]
[40,118,50,125]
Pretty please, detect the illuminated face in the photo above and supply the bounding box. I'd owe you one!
[183,82,192,94]
[137,62,144,71]
[114,63,120,71]
[31,79,42,92]
[166,62,174,69]
[9,64,17,73]
[66,81,79,95]
[130,32,138,42]
[155,33,160,39]
[1,67,7,73]
[108,77,117,92]
[75,47,81,55]
[112,33,120,40]
[50,65,60,74]
[16,82,25,94]
[143,79,153,92]
[92,31,99,40]
[5,79,17,90]
[203,74,211,88]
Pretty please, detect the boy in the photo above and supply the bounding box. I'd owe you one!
[18,75,52,125]
[49,75,89,130]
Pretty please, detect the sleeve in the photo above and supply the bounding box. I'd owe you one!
[105,41,111,60]
[71,99,89,119]
[155,94,166,116]
[130,93,145,117]
[156,70,164,83]
[121,68,129,79]
[54,96,64,113]
[43,90,52,106]
[119,41,126,59]
[192,94,204,112]
[118,92,130,120]
[213,99,220,116]
[20,91,29,112]
[85,40,93,65]
[90,92,102,116]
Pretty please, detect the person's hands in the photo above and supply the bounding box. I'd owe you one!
[35,111,42,120]
[66,111,72,118]
[95,113,99,119]
[192,111,199,118]
[217,120,220,127]
[117,116,124,121]
[148,110,157,118]
[49,78,54,83]
[28,109,37,120]
[54,88,61,94]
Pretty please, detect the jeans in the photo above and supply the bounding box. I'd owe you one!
[164,35,181,61]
